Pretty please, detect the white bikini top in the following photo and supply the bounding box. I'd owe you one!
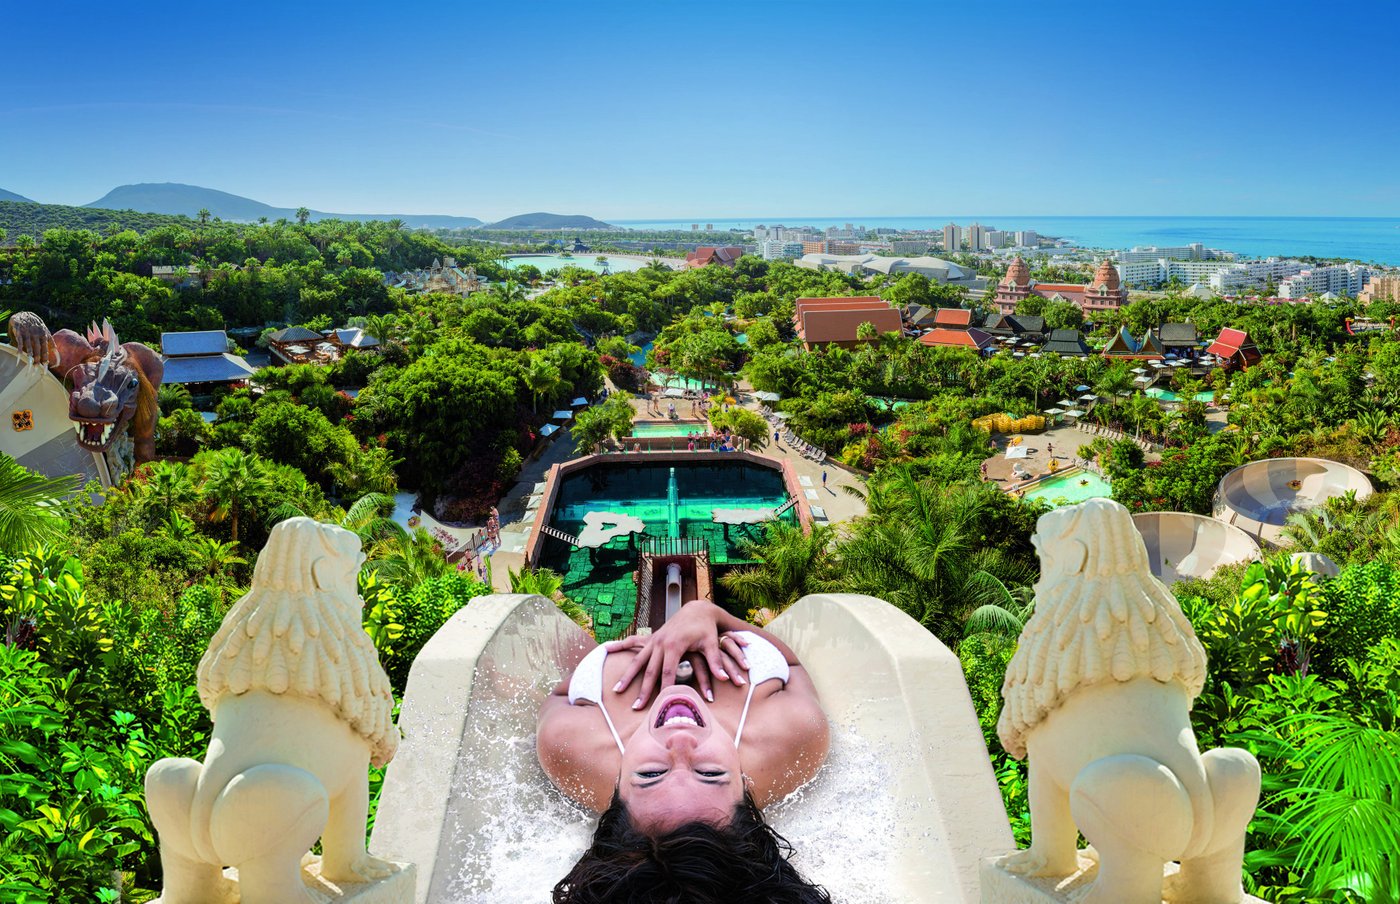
[568,630,790,754]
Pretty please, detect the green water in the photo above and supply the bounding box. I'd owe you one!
[631,421,708,437]
[650,372,709,391]
[1023,470,1114,507]
[541,462,793,638]
[1146,388,1215,403]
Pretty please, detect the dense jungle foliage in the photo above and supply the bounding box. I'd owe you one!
[2,235,1397,900]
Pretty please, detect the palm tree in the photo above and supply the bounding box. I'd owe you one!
[362,314,398,349]
[522,356,565,414]
[190,537,248,579]
[199,448,272,543]
[136,461,200,526]
[296,207,311,226]
[509,567,590,628]
[197,208,211,227]
[719,522,835,617]
[0,453,79,553]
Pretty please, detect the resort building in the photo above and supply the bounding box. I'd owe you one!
[793,296,902,350]
[979,312,1046,342]
[160,329,257,386]
[1359,273,1400,303]
[684,246,745,268]
[993,256,1127,316]
[1101,326,1164,362]
[1278,263,1371,299]
[1041,328,1093,357]
[891,239,932,255]
[1151,323,1200,357]
[1206,328,1262,370]
[919,326,996,353]
[384,258,482,296]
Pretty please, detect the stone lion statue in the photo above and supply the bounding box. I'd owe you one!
[995,498,1260,904]
[145,518,401,903]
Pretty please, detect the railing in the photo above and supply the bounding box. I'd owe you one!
[771,495,800,519]
[539,524,580,547]
[641,536,708,557]
[631,555,656,637]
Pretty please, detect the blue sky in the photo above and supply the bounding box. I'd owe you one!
[3,0,1397,220]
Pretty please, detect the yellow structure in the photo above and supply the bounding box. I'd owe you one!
[972,413,1046,435]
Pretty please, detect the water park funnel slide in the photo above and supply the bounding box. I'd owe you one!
[664,563,683,621]
[1131,512,1261,585]
[1212,457,1372,546]
[370,594,1012,903]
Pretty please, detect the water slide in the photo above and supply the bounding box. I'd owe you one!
[1132,511,1260,585]
[663,562,683,621]
[371,594,1012,903]
[1213,457,1372,546]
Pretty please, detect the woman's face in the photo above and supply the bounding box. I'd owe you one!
[618,685,743,833]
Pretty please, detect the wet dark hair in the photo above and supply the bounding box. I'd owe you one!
[553,789,831,903]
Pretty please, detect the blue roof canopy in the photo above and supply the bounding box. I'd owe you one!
[162,353,256,385]
[161,330,229,357]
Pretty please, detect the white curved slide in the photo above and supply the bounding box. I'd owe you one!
[370,593,1012,903]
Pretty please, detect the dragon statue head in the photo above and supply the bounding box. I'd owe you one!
[65,321,148,453]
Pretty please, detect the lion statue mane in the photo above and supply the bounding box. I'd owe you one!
[997,497,1207,760]
[197,517,399,767]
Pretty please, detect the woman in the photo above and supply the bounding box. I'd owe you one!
[538,600,831,902]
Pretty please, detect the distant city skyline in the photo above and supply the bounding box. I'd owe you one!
[3,0,1398,220]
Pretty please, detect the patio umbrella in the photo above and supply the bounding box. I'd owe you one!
[571,397,588,406]
[1074,384,1091,392]
[552,410,573,420]
[1043,407,1065,415]
[532,481,548,494]
[539,424,560,436]
[1005,445,1029,459]
[1134,376,1152,384]
[1062,408,1085,417]
[1013,352,1025,357]
[1079,393,1097,401]
[772,411,792,420]
[1057,398,1075,407]
[1131,367,1147,374]
[664,387,686,398]
[752,391,781,402]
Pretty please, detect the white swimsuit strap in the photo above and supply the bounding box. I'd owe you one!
[731,632,789,749]
[568,645,625,754]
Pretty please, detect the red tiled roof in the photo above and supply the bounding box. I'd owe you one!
[799,307,903,344]
[919,327,994,349]
[933,308,973,326]
[1206,328,1260,361]
[1032,283,1087,295]
[795,295,885,312]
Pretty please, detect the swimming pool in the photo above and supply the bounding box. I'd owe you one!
[1147,388,1215,403]
[539,462,794,639]
[1022,469,1113,507]
[503,254,646,274]
[630,421,708,437]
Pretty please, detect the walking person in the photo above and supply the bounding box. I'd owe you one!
[774,429,780,448]
[821,470,827,491]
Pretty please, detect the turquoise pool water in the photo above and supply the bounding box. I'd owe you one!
[630,421,709,437]
[1147,388,1215,403]
[540,462,794,639]
[504,254,645,274]
[1023,470,1114,506]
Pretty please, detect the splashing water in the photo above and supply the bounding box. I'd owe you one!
[433,715,905,902]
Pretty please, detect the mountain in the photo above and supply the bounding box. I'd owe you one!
[484,212,615,230]
[0,188,34,203]
[82,183,481,228]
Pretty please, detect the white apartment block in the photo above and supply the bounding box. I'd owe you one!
[1113,257,1306,292]
[966,222,987,252]
[1117,243,1232,264]
[985,230,1007,249]
[1279,263,1371,298]
[1014,230,1038,247]
[760,240,805,261]
[942,223,961,253]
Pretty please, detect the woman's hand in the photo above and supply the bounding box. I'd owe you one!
[605,601,750,708]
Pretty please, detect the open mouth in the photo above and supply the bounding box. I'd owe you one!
[655,696,704,729]
[73,418,122,450]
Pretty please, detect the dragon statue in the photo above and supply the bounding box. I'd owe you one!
[7,311,163,467]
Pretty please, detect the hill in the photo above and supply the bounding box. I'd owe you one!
[0,188,34,203]
[0,200,196,238]
[484,212,615,230]
[83,183,482,229]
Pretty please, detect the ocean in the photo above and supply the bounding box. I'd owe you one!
[610,216,1400,266]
